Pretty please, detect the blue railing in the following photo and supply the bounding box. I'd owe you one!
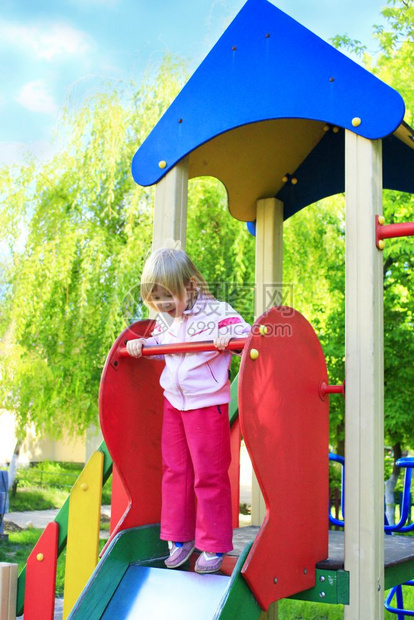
[329,453,414,618]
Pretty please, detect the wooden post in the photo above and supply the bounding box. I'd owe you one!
[152,157,189,251]
[344,132,384,619]
[252,197,284,527]
[0,563,17,620]
[253,197,283,620]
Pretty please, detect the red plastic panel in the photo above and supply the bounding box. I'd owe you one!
[229,418,241,529]
[25,521,59,620]
[239,307,329,610]
[99,320,164,540]
[110,465,130,534]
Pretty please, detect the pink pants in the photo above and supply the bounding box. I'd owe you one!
[160,398,233,553]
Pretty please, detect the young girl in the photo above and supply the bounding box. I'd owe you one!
[126,247,250,574]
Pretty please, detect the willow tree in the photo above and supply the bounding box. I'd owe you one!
[0,57,256,440]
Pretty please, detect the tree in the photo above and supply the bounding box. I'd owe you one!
[0,57,255,439]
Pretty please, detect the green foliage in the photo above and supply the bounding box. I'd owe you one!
[372,1,414,450]
[330,34,367,57]
[284,197,346,448]
[0,58,185,437]
[1,1,414,458]
[0,56,257,439]
[327,0,414,452]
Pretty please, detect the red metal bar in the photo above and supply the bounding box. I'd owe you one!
[119,337,248,357]
[376,215,414,248]
[319,381,345,399]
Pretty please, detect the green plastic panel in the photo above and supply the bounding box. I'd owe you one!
[229,373,239,426]
[216,542,262,619]
[68,525,167,619]
[289,569,349,605]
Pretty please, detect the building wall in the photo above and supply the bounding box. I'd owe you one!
[0,409,102,466]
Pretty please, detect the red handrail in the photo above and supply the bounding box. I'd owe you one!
[319,381,345,399]
[119,337,248,357]
[376,215,414,248]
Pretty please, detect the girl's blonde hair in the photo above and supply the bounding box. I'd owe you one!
[141,247,211,309]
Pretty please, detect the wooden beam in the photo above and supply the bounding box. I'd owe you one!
[153,157,189,251]
[253,197,283,620]
[252,197,283,530]
[344,132,384,619]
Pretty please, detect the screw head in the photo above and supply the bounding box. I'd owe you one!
[352,117,362,127]
[250,348,259,360]
[319,575,326,582]
[158,160,167,169]
[37,553,44,562]
[274,577,278,584]
[80,483,89,492]
[319,591,326,598]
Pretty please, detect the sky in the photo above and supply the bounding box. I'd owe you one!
[0,0,388,166]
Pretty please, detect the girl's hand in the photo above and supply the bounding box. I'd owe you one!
[126,338,145,358]
[214,335,232,351]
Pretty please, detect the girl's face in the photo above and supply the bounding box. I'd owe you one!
[150,284,192,319]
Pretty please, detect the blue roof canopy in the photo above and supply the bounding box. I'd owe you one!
[132,0,412,222]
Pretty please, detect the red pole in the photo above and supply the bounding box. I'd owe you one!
[119,337,248,357]
[376,215,414,249]
[319,381,345,399]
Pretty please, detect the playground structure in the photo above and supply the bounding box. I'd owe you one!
[2,0,414,618]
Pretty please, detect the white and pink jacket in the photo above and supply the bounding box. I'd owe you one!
[142,295,250,411]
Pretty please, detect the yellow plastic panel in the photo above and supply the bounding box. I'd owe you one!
[63,451,104,619]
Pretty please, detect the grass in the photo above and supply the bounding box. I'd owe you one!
[278,600,344,619]
[9,487,70,512]
[9,462,112,512]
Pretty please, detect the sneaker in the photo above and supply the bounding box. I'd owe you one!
[165,541,195,569]
[194,551,224,574]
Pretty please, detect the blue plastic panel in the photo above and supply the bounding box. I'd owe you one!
[102,565,231,619]
[132,0,405,188]
[245,128,414,232]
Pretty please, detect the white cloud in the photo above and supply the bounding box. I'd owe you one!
[0,19,92,61]
[0,140,60,167]
[16,81,58,115]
